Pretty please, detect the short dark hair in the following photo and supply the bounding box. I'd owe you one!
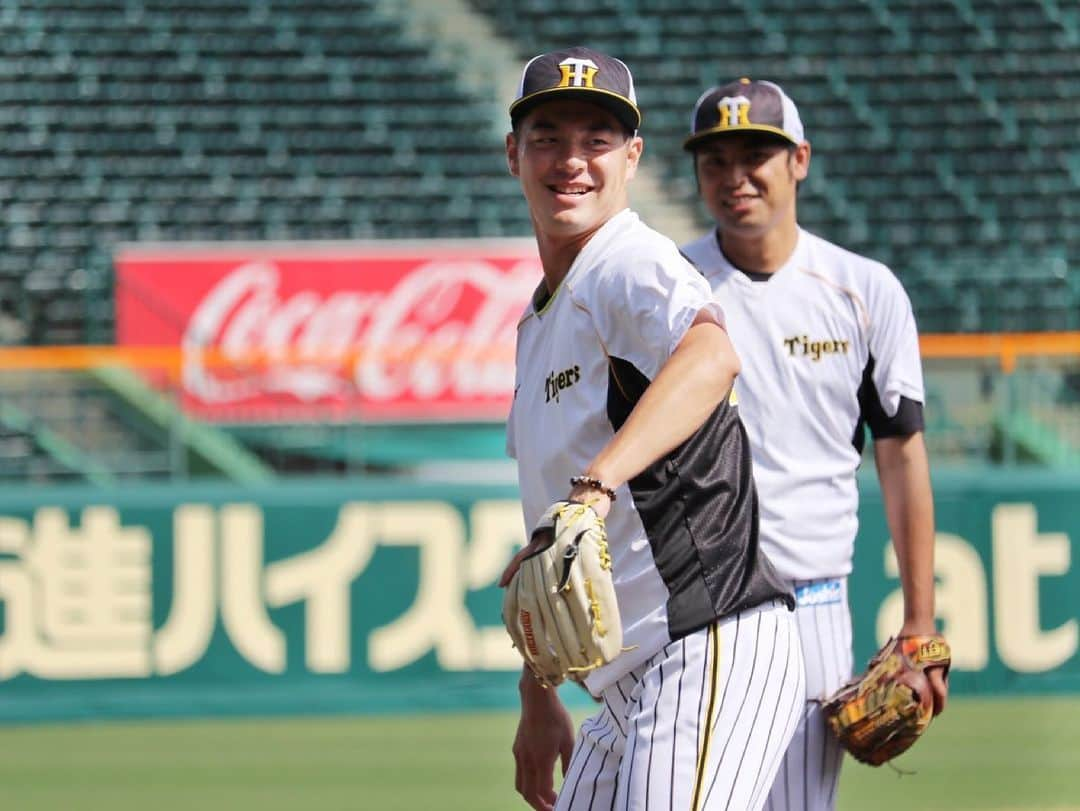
[511,105,637,139]
[690,131,797,155]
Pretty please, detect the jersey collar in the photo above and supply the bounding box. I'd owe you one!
[713,227,807,283]
[517,209,638,328]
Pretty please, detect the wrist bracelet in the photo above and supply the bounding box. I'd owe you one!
[570,475,617,502]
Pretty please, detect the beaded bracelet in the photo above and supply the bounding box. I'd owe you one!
[570,475,617,502]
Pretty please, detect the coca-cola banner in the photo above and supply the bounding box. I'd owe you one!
[115,242,541,422]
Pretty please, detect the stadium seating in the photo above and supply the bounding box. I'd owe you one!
[0,370,174,481]
[467,0,1080,333]
[1,1,1077,478]
[0,409,80,482]
[2,0,1076,342]
[0,0,532,345]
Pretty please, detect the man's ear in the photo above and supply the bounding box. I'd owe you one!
[625,134,644,179]
[506,132,519,177]
[791,141,811,182]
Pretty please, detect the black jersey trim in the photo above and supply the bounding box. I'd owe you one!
[852,354,926,453]
[605,356,793,640]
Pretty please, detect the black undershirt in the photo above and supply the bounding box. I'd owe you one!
[739,269,774,282]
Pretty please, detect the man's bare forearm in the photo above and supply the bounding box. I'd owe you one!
[586,318,738,490]
[875,432,936,631]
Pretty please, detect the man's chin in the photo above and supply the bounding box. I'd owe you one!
[547,210,593,232]
[719,214,766,234]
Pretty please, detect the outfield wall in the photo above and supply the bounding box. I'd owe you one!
[0,471,1077,722]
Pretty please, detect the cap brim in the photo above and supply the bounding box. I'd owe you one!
[683,124,799,151]
[510,86,641,132]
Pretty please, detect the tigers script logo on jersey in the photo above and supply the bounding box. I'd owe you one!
[783,334,852,361]
[545,365,581,403]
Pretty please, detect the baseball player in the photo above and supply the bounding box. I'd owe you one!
[679,78,950,810]
[498,48,805,811]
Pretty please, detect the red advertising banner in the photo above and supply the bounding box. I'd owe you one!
[115,241,540,423]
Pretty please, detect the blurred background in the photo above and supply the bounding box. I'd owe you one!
[0,1,1077,809]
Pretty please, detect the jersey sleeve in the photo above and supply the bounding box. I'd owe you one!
[583,253,724,381]
[865,266,925,421]
[505,383,518,459]
[505,413,517,460]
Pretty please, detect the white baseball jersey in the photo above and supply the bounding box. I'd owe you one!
[681,227,925,582]
[507,209,792,694]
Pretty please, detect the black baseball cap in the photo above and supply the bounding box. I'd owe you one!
[684,78,805,150]
[510,46,641,133]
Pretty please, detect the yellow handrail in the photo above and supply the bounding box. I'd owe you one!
[0,343,516,378]
[0,333,1077,376]
[919,332,1080,373]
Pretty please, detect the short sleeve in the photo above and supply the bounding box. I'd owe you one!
[867,267,924,416]
[505,393,518,459]
[583,255,723,381]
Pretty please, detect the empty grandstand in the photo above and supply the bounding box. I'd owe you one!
[0,0,532,346]
[0,0,1077,480]
[469,0,1080,332]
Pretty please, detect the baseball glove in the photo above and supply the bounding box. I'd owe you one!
[502,501,623,687]
[823,634,951,766]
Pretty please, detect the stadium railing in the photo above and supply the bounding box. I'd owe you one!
[1,333,1078,481]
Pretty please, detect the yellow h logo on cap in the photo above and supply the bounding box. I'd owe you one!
[717,95,752,129]
[558,57,599,88]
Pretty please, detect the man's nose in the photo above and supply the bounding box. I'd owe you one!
[553,142,588,170]
[717,162,748,188]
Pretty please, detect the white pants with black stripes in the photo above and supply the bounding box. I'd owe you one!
[556,599,804,811]
[764,578,854,811]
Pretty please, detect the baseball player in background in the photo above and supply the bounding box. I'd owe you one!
[498,48,804,810]
[679,78,950,810]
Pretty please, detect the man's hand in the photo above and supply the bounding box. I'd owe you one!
[926,667,948,715]
[823,633,951,766]
[513,671,576,810]
[497,492,611,587]
[499,533,546,587]
[901,620,949,715]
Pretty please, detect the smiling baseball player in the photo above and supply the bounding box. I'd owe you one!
[500,49,805,811]
[680,78,949,810]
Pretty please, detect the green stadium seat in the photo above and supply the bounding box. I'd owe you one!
[467,0,1079,331]
[3,0,1077,349]
[3,0,538,345]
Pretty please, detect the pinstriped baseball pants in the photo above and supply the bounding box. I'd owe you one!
[555,599,804,811]
[764,577,854,811]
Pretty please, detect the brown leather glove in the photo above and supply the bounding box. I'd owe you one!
[823,634,951,766]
